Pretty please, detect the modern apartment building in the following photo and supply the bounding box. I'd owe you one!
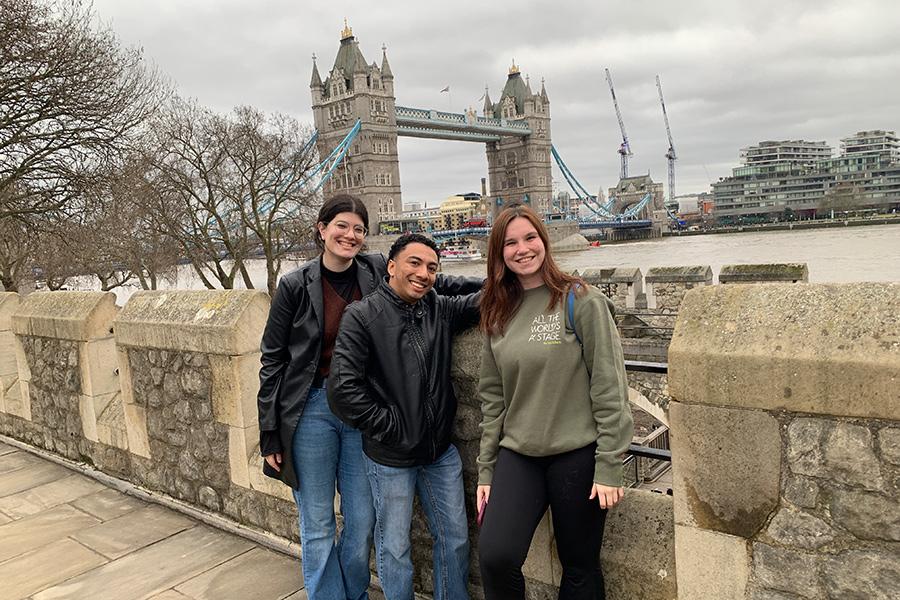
[712,131,900,222]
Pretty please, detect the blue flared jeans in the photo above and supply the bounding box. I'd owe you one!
[291,386,375,600]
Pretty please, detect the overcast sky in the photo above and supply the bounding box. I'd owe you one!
[93,0,899,207]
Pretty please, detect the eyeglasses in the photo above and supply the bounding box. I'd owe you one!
[332,220,367,237]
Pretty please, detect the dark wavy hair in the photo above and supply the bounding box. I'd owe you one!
[314,194,369,251]
[388,233,440,261]
[479,204,583,335]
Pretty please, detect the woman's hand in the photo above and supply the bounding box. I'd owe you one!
[264,452,282,472]
[589,483,623,509]
[477,484,491,507]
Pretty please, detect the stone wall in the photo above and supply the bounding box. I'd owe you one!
[668,282,899,599]
[718,262,809,284]
[580,267,644,310]
[645,266,713,312]
[113,290,299,539]
[0,294,24,419]
[0,289,676,600]
[2,291,131,476]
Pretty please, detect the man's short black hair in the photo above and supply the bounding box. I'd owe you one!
[388,233,440,262]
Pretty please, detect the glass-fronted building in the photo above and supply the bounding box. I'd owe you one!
[712,131,900,223]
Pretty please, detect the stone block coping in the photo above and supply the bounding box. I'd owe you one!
[580,267,643,284]
[0,293,19,330]
[668,282,900,420]
[718,262,808,283]
[645,266,713,284]
[114,290,269,355]
[10,292,116,341]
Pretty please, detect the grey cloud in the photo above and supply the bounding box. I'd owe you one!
[93,0,900,202]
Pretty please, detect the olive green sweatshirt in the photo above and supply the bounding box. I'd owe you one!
[477,284,633,487]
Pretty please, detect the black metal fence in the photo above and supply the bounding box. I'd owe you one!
[623,360,672,489]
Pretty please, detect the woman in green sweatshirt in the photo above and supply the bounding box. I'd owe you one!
[476,205,633,599]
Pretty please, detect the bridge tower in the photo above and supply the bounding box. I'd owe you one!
[311,22,401,232]
[484,63,553,218]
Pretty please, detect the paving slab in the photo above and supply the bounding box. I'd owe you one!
[70,487,146,521]
[281,591,309,600]
[0,504,101,563]
[0,511,10,525]
[175,547,303,600]
[0,449,43,475]
[0,473,105,519]
[72,504,196,560]
[33,525,255,600]
[0,537,108,599]
[0,441,16,456]
[147,591,193,600]
[0,459,72,496]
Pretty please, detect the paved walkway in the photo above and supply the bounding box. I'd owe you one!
[0,440,315,600]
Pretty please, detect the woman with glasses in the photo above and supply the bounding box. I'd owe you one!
[257,194,480,600]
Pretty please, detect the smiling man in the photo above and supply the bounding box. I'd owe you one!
[328,233,481,600]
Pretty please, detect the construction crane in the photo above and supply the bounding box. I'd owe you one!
[605,68,632,180]
[656,75,677,205]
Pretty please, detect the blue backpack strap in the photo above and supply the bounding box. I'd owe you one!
[567,286,582,346]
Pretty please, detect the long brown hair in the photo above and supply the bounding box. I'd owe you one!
[479,205,583,335]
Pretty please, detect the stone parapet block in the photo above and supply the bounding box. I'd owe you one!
[669,283,900,420]
[601,490,677,600]
[669,402,781,537]
[674,525,749,600]
[0,295,20,396]
[0,331,18,377]
[581,266,643,286]
[114,290,269,355]
[718,262,808,283]
[0,293,19,330]
[580,267,643,309]
[10,292,116,341]
[645,265,712,284]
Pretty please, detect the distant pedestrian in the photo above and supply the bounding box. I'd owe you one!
[256,196,479,600]
[476,204,634,599]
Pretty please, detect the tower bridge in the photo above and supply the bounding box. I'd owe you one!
[311,22,552,232]
[310,22,662,235]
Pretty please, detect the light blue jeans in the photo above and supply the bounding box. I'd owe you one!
[365,445,470,600]
[292,386,375,600]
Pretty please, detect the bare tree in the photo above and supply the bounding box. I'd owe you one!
[106,159,181,290]
[220,107,320,295]
[0,0,168,220]
[145,100,319,294]
[145,98,254,290]
[0,214,33,291]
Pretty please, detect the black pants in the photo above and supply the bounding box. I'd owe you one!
[478,445,607,600]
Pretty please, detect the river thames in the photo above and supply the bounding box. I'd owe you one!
[438,224,900,283]
[100,223,899,304]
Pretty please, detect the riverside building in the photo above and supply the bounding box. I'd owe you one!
[711,130,900,223]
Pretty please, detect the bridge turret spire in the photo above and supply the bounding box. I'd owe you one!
[540,77,549,103]
[380,44,393,79]
[525,75,533,96]
[509,59,519,75]
[483,86,493,116]
[310,53,323,88]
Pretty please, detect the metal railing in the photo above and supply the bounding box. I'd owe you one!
[623,360,672,488]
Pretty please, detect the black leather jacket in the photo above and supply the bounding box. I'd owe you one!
[257,253,480,489]
[327,279,480,467]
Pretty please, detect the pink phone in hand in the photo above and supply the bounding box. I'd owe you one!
[477,497,487,527]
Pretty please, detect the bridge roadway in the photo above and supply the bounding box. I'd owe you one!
[394,105,531,143]
[0,438,389,600]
